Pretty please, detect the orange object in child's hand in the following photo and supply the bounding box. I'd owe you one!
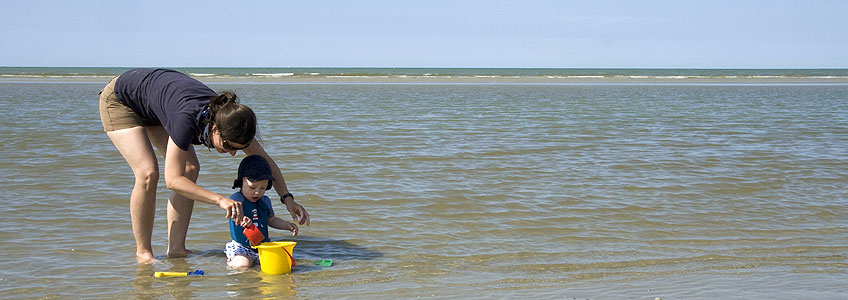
[243,224,265,246]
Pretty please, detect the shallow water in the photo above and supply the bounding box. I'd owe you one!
[1,80,846,299]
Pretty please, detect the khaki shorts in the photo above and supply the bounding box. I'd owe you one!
[98,76,158,132]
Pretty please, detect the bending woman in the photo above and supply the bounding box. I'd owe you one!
[99,68,310,263]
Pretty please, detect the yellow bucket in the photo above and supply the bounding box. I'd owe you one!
[254,241,297,275]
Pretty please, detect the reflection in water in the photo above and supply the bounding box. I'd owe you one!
[131,265,156,300]
[132,258,206,299]
[217,266,298,298]
[258,272,297,298]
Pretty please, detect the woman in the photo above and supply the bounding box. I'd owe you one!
[99,68,310,263]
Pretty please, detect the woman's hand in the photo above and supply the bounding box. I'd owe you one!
[284,199,310,226]
[218,197,244,222]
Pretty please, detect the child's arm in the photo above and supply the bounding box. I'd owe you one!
[268,216,298,236]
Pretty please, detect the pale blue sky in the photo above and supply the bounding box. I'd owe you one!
[2,0,846,68]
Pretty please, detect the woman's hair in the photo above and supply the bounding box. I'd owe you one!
[208,91,256,145]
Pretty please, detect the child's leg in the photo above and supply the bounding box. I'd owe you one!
[225,241,258,269]
[228,255,253,269]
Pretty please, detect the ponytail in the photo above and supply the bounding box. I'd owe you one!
[208,91,238,122]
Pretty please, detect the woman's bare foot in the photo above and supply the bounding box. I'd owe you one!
[166,248,194,258]
[137,252,162,264]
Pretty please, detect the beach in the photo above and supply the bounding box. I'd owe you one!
[0,68,846,299]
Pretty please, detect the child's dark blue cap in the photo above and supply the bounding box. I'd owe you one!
[233,155,274,189]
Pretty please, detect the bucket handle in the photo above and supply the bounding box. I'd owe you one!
[282,245,295,267]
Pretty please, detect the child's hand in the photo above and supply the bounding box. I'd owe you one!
[289,222,299,237]
[239,216,252,228]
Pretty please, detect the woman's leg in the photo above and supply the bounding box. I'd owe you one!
[106,126,160,264]
[145,126,200,257]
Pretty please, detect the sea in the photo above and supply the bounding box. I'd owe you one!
[2,67,848,81]
[0,67,846,299]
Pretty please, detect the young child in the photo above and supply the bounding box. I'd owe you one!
[225,155,298,269]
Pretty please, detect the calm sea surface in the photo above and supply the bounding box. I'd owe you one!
[0,72,846,299]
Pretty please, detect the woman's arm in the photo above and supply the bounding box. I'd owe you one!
[164,138,244,221]
[243,139,311,226]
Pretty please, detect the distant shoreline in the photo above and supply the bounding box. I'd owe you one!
[3,67,847,84]
[3,75,848,85]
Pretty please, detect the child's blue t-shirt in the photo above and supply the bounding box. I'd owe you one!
[228,192,276,247]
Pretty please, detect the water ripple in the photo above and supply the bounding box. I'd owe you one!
[1,83,846,298]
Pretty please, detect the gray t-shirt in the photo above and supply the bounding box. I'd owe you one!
[114,68,215,150]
